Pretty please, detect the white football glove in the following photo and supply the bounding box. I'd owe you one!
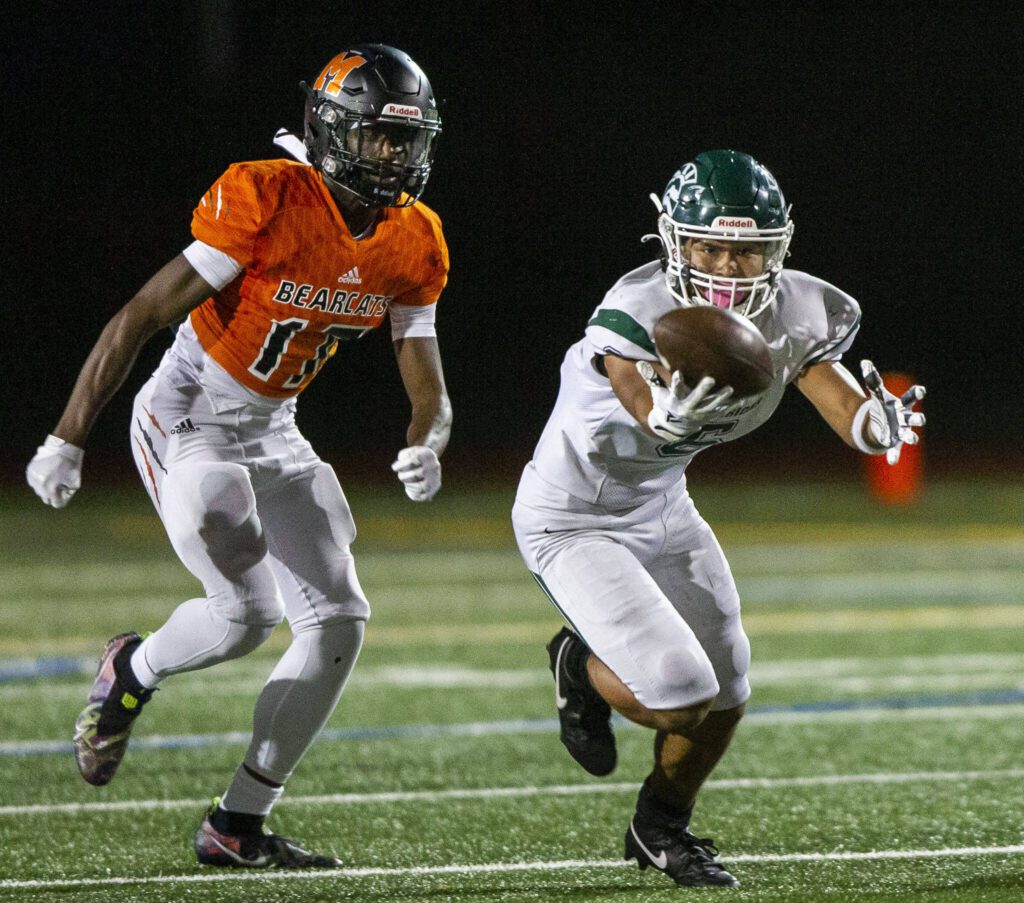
[637,361,737,441]
[26,434,84,508]
[857,360,927,465]
[391,445,442,502]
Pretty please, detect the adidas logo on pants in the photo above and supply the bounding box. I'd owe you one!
[170,418,201,435]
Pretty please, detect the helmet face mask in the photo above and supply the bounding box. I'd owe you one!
[303,45,441,208]
[654,150,793,320]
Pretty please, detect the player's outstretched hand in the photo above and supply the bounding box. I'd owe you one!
[637,361,736,441]
[391,445,441,502]
[26,435,84,508]
[860,360,926,465]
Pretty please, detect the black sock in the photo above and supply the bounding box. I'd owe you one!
[112,642,152,700]
[96,640,153,733]
[211,805,265,836]
[637,778,694,829]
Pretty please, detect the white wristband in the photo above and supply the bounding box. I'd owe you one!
[44,434,84,462]
[850,399,886,455]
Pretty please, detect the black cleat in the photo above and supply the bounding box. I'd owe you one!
[195,799,342,869]
[546,627,616,776]
[625,813,739,888]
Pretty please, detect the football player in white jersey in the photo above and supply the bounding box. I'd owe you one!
[512,150,925,889]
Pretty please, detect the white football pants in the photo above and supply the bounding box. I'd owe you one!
[127,348,370,783]
[513,463,751,712]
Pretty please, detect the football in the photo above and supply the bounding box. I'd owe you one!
[653,306,774,399]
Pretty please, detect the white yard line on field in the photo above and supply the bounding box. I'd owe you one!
[2,844,1024,891]
[3,767,1024,817]
[740,570,1023,602]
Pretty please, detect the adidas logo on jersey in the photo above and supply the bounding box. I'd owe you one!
[338,266,362,284]
[170,418,200,435]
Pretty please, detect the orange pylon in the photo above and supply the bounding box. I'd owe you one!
[865,372,922,506]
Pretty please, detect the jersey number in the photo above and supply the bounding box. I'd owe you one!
[248,318,371,386]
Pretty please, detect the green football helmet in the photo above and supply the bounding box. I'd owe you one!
[652,150,794,319]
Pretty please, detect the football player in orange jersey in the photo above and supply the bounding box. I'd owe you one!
[26,44,451,868]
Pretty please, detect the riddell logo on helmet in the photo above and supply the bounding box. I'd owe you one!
[712,217,757,229]
[382,103,423,119]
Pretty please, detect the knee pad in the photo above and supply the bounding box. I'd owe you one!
[655,645,721,710]
[162,462,284,627]
[707,624,751,711]
[165,462,266,577]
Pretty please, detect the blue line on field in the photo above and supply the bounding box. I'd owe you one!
[752,688,1024,713]
[3,689,1024,758]
[0,658,91,682]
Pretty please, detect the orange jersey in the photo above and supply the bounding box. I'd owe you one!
[188,159,448,397]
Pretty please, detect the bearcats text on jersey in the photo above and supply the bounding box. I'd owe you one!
[272,280,392,317]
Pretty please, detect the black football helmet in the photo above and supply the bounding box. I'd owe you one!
[302,45,441,207]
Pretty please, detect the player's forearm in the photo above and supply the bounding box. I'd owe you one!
[406,392,451,456]
[796,361,868,449]
[393,336,450,455]
[52,304,161,447]
[604,355,663,435]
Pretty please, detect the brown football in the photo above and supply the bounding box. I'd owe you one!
[653,307,774,399]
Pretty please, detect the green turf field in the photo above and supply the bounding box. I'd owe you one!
[1,478,1022,901]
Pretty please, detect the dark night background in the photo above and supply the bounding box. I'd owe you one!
[3,3,1022,490]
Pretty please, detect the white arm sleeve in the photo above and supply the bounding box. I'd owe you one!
[182,240,244,291]
[390,302,437,340]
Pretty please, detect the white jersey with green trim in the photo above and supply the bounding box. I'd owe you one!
[525,261,861,510]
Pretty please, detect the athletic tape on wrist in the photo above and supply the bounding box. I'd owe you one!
[851,399,887,455]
